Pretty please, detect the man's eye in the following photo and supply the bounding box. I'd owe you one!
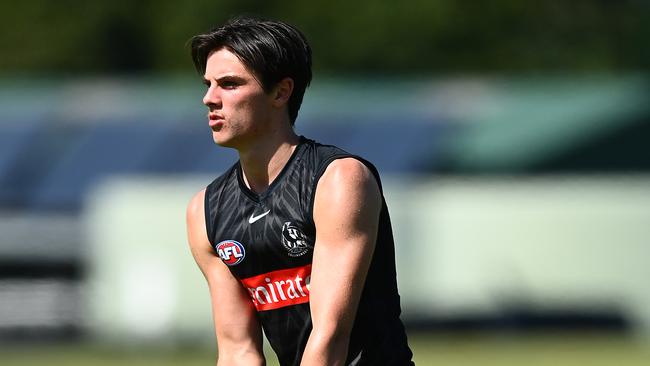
[221,81,237,89]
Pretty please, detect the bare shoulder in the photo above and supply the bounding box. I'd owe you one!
[317,158,380,200]
[314,158,382,231]
[186,188,209,256]
[186,188,206,223]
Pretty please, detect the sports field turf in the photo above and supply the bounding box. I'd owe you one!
[2,332,649,365]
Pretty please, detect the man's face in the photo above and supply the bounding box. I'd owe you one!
[202,48,274,148]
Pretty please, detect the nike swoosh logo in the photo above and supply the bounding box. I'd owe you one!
[248,210,271,224]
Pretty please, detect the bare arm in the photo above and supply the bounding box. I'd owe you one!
[186,189,265,366]
[300,158,381,365]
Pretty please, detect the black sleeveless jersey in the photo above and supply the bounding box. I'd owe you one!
[204,137,414,366]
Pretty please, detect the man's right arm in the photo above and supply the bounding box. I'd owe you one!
[186,189,265,366]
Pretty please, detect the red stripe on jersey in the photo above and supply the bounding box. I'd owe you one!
[240,264,312,311]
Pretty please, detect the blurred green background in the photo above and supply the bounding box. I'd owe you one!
[2,0,649,76]
[1,1,650,365]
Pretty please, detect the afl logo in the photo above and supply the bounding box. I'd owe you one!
[281,222,311,257]
[216,240,245,266]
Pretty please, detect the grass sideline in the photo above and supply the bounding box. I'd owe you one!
[2,332,649,365]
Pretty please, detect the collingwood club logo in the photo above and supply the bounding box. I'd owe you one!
[281,222,311,257]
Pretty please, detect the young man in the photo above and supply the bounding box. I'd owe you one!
[186,17,414,366]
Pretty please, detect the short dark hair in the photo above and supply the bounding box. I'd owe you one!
[190,17,312,125]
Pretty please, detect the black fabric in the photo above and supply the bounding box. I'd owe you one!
[204,136,414,366]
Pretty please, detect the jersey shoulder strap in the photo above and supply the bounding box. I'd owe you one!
[204,162,239,245]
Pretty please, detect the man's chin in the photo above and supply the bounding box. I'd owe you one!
[212,133,236,148]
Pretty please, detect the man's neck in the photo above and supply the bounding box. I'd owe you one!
[238,130,300,194]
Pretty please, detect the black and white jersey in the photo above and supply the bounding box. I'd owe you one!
[204,137,414,366]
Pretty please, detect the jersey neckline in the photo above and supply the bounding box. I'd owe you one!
[235,136,308,203]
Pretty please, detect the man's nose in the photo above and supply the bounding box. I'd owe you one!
[203,87,221,108]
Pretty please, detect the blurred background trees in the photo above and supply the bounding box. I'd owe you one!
[1,0,648,76]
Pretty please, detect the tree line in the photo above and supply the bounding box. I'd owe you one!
[1,0,648,76]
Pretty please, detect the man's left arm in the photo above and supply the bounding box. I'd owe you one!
[301,158,381,366]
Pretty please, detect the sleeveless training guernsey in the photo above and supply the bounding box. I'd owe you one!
[204,137,414,366]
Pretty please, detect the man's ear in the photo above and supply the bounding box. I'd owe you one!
[272,77,294,107]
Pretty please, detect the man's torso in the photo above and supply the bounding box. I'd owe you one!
[204,137,414,366]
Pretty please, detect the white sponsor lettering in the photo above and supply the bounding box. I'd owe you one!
[241,265,312,311]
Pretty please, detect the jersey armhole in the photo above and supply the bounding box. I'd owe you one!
[307,154,383,223]
[203,183,214,246]
[202,162,240,247]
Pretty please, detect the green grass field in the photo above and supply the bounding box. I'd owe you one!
[2,332,649,365]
